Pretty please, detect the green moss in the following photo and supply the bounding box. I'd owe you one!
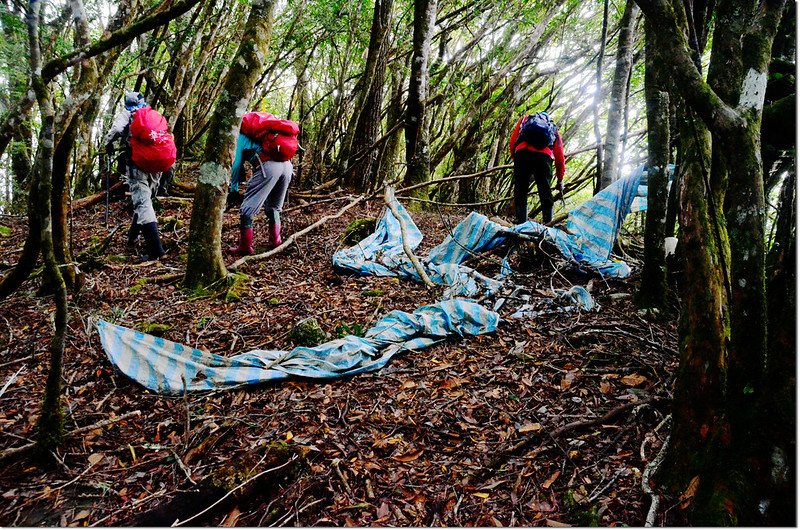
[224,272,249,302]
[162,217,184,231]
[107,255,127,263]
[342,217,377,246]
[136,322,171,336]
[362,289,384,297]
[128,277,150,295]
[288,317,327,347]
[267,297,280,305]
[0,225,11,237]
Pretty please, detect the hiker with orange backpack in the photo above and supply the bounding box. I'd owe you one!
[509,111,566,224]
[105,91,177,261]
[227,112,299,256]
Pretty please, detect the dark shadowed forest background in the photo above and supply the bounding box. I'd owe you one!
[0,0,795,526]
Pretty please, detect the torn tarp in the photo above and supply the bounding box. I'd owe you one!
[96,300,498,394]
[333,172,644,288]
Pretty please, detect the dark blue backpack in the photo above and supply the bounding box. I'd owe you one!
[517,112,557,149]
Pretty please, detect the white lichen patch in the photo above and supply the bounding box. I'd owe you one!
[235,97,250,119]
[738,68,767,110]
[199,162,229,189]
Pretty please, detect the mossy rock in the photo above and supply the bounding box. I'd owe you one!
[342,217,377,246]
[288,317,327,347]
[162,217,184,231]
[137,322,171,336]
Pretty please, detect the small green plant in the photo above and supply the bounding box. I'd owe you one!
[362,288,384,297]
[224,272,249,302]
[128,277,150,295]
[267,297,280,305]
[196,316,214,329]
[334,322,365,338]
[0,225,11,237]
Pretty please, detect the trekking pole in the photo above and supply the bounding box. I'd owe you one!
[557,180,566,211]
[105,154,110,228]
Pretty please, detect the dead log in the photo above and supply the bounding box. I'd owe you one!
[70,181,124,211]
[130,443,308,526]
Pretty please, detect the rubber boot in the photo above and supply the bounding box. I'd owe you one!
[126,214,139,248]
[139,221,165,261]
[228,227,254,256]
[267,223,282,250]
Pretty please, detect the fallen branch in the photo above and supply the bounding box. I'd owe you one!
[643,415,671,527]
[172,455,298,527]
[481,398,663,478]
[384,186,434,288]
[0,410,141,462]
[228,195,365,270]
[70,182,124,211]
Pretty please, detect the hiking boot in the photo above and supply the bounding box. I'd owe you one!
[140,221,165,261]
[228,227,254,256]
[267,223,282,250]
[126,214,139,248]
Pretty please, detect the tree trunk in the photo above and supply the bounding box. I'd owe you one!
[636,19,669,309]
[634,0,788,522]
[183,0,275,290]
[600,0,639,189]
[403,0,437,189]
[376,58,406,186]
[591,0,609,194]
[341,0,394,191]
[26,0,69,456]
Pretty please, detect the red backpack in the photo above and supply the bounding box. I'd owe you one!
[129,106,177,173]
[241,112,299,162]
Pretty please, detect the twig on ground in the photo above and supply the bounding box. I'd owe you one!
[0,410,142,462]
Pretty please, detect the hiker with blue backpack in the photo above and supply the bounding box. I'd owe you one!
[227,112,300,256]
[509,111,566,224]
[105,91,177,261]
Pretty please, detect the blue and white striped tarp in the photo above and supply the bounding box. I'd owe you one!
[333,172,644,285]
[97,300,498,394]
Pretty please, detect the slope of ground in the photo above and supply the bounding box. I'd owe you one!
[0,191,679,526]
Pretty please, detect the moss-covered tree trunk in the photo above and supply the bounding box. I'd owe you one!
[636,19,669,309]
[183,0,275,290]
[599,0,639,189]
[403,0,437,189]
[634,0,788,523]
[26,0,69,455]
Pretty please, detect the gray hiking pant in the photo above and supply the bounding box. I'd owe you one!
[240,159,292,228]
[129,166,162,225]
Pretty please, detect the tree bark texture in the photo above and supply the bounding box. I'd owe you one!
[341,0,394,191]
[404,0,437,188]
[592,0,609,194]
[636,19,669,309]
[26,0,69,455]
[634,0,789,523]
[184,0,275,290]
[600,0,639,189]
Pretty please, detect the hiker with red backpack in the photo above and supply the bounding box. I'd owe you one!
[509,111,566,224]
[227,112,299,256]
[105,91,177,261]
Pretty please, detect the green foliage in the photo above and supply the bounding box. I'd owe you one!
[362,288,384,297]
[224,272,249,302]
[334,322,365,338]
[0,225,10,237]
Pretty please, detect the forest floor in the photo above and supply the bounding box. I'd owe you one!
[0,188,681,527]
